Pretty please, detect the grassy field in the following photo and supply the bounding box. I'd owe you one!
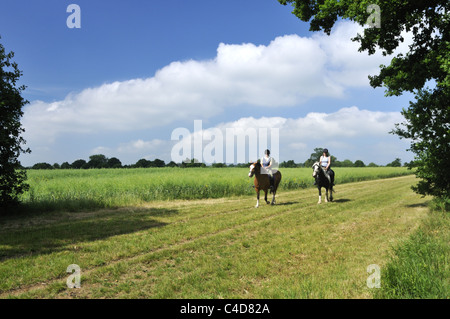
[376,202,449,298]
[0,172,433,299]
[18,167,413,212]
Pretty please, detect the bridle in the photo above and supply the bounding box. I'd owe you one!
[248,163,256,177]
[312,162,322,178]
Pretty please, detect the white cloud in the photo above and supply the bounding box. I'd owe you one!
[90,139,168,163]
[21,105,410,166]
[20,21,415,166]
[22,21,401,146]
[159,106,408,165]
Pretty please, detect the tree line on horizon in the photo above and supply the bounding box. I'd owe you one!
[28,149,404,170]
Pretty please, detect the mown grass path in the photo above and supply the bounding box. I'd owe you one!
[0,175,428,298]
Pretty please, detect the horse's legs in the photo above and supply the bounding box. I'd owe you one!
[325,188,329,202]
[318,187,322,204]
[255,190,260,208]
[271,191,276,205]
[264,190,270,204]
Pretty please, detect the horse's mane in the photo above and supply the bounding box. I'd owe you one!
[313,162,326,175]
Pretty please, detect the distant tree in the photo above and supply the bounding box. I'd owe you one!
[151,159,165,167]
[354,160,366,167]
[387,158,402,167]
[61,162,71,169]
[87,154,108,169]
[304,148,337,167]
[53,163,60,169]
[181,159,206,168]
[71,159,87,169]
[32,163,53,170]
[0,38,31,207]
[166,161,178,167]
[341,159,354,167]
[332,160,342,167]
[227,162,247,168]
[212,162,226,168]
[367,162,379,167]
[135,159,151,168]
[309,148,324,162]
[280,160,298,168]
[107,157,122,168]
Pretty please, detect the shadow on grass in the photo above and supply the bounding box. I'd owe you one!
[276,201,297,206]
[1,197,179,221]
[332,198,351,203]
[405,201,430,208]
[3,199,114,218]
[0,206,178,262]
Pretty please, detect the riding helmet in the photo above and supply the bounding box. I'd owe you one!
[265,149,270,155]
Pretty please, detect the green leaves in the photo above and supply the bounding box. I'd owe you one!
[391,87,450,198]
[0,39,30,208]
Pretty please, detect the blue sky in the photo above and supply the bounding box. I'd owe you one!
[1,0,415,166]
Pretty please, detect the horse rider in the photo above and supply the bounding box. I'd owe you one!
[320,148,333,185]
[261,149,275,191]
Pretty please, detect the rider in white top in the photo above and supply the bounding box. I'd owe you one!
[319,148,332,184]
[261,149,274,190]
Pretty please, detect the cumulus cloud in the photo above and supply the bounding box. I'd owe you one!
[23,105,408,166]
[162,106,407,165]
[90,139,168,163]
[20,21,415,166]
[22,21,400,145]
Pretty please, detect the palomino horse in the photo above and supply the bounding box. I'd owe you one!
[248,161,282,208]
[312,161,334,204]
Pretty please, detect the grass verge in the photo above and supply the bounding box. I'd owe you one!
[375,197,449,298]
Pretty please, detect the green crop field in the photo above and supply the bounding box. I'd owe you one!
[19,167,413,212]
[2,167,444,299]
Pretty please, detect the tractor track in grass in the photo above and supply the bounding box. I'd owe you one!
[0,175,427,298]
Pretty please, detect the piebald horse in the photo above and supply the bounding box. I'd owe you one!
[312,162,334,204]
[248,161,282,208]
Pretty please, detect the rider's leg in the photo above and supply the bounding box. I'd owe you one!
[267,169,274,190]
[324,168,331,184]
[269,172,274,190]
[327,169,334,186]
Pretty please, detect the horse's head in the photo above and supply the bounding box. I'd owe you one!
[312,162,321,178]
[248,161,260,177]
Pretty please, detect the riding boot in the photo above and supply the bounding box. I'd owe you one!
[269,175,274,191]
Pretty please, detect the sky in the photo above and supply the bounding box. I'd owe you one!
[0,0,416,167]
